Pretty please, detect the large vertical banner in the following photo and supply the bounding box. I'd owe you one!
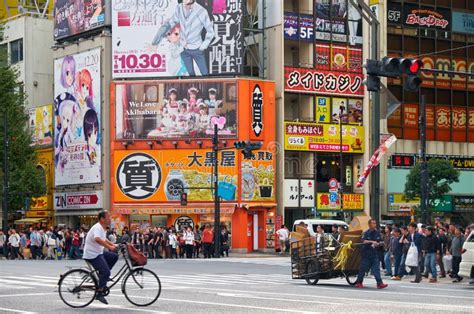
[54,48,102,186]
[111,0,244,78]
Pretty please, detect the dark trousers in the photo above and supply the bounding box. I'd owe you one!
[393,254,403,276]
[185,244,193,258]
[409,265,422,282]
[30,245,39,259]
[194,242,201,257]
[154,245,161,258]
[203,243,213,258]
[437,254,446,276]
[69,246,81,259]
[181,48,208,76]
[86,251,118,289]
[452,256,462,279]
[11,246,20,259]
[357,255,383,285]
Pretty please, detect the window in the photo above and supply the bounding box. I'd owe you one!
[10,39,23,64]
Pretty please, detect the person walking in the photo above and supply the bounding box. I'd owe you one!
[422,226,440,283]
[355,219,388,289]
[276,224,290,255]
[194,225,202,258]
[383,225,393,276]
[404,222,423,283]
[390,228,403,280]
[70,230,82,259]
[450,226,464,283]
[169,231,178,259]
[437,227,448,278]
[0,230,7,259]
[220,226,230,257]
[184,226,195,258]
[8,229,21,260]
[154,228,163,259]
[398,226,410,278]
[202,224,214,258]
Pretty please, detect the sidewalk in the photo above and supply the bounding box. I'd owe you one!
[228,252,288,258]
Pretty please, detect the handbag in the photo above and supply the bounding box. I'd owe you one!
[443,255,453,272]
[218,176,236,201]
[127,243,148,266]
[405,242,419,267]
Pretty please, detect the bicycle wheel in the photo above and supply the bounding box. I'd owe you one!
[58,269,97,308]
[123,268,161,306]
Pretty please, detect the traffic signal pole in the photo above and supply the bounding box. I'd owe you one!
[420,95,429,225]
[213,123,221,258]
[2,114,8,234]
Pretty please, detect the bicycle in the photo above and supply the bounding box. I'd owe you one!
[58,243,161,308]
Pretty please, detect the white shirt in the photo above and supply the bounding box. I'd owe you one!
[276,228,289,241]
[8,233,20,247]
[184,231,194,245]
[83,223,107,259]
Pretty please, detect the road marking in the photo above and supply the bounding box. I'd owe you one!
[215,292,342,305]
[0,278,52,287]
[0,307,36,314]
[87,302,171,313]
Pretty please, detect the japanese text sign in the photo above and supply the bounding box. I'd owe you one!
[284,179,315,208]
[317,193,364,211]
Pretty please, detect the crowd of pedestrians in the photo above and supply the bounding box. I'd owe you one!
[0,223,232,260]
[379,219,472,284]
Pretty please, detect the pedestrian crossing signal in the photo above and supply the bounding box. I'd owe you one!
[180,193,188,206]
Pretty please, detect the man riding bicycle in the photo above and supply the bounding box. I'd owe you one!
[83,210,118,304]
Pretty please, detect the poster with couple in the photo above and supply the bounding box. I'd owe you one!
[111,0,244,78]
[53,49,102,186]
[114,80,237,140]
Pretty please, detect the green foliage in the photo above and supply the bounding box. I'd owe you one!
[404,158,460,207]
[0,26,46,212]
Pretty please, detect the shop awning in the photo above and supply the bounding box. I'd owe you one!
[14,218,47,224]
[243,202,277,209]
[113,203,237,215]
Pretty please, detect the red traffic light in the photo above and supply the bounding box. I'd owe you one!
[409,59,423,74]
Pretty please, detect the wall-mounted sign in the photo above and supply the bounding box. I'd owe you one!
[283,179,315,208]
[174,215,194,231]
[453,196,474,212]
[403,5,451,30]
[390,154,474,171]
[285,67,364,97]
[284,12,314,41]
[28,105,53,147]
[452,12,474,35]
[54,191,103,210]
[284,122,365,153]
[251,84,263,138]
[317,193,364,211]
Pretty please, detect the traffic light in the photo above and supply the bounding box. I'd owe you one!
[364,57,423,92]
[180,192,188,206]
[234,141,263,159]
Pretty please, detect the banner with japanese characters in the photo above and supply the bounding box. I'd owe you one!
[317,193,364,211]
[54,0,107,40]
[111,0,244,78]
[284,67,364,97]
[113,150,238,203]
[241,151,275,202]
[284,179,315,208]
[28,104,53,146]
[54,49,102,186]
[114,80,237,140]
[284,121,365,153]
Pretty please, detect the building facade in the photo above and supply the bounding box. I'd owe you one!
[375,0,474,225]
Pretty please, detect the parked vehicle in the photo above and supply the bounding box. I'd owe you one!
[293,219,349,237]
[459,231,474,279]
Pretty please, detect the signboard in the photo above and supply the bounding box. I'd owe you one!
[54,0,107,40]
[114,150,238,203]
[283,179,315,208]
[285,67,364,97]
[114,81,237,140]
[30,196,49,210]
[174,215,194,231]
[54,48,102,186]
[452,12,474,35]
[432,195,453,212]
[316,97,363,124]
[387,3,402,25]
[283,12,314,41]
[251,84,264,138]
[403,5,451,31]
[113,206,235,215]
[390,154,474,170]
[54,191,103,210]
[316,97,331,123]
[111,0,244,78]
[453,196,474,212]
[420,56,474,91]
[284,122,365,153]
[241,151,275,202]
[28,105,53,146]
[388,194,420,212]
[317,193,364,211]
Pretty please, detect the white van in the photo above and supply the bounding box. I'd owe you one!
[292,219,349,237]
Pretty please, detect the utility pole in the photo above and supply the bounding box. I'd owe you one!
[213,123,221,258]
[2,114,9,234]
[339,106,344,215]
[419,95,429,225]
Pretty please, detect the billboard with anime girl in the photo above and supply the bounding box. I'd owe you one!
[53,48,102,186]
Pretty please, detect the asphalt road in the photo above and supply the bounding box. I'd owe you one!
[0,257,473,313]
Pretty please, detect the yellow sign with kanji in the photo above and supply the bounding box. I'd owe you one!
[317,193,364,211]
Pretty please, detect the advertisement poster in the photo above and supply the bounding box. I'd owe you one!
[285,67,364,97]
[241,150,275,202]
[315,43,331,71]
[317,193,364,210]
[54,48,102,186]
[54,0,106,40]
[111,0,244,78]
[28,104,53,146]
[284,122,365,153]
[452,12,474,35]
[115,81,237,140]
[113,150,239,203]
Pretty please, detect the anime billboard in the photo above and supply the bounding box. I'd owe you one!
[29,104,53,146]
[54,48,102,186]
[111,0,244,78]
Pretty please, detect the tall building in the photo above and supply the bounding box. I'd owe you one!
[275,0,371,227]
[375,0,474,224]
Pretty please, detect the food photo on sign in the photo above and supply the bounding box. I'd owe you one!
[53,49,102,186]
[115,81,237,140]
[111,0,244,78]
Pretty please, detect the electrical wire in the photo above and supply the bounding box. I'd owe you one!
[414,44,474,58]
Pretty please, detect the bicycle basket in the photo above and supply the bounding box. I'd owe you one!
[127,244,148,266]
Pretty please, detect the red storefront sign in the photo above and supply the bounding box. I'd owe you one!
[284,67,364,97]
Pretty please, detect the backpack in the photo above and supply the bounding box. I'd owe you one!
[47,234,57,247]
[127,243,147,266]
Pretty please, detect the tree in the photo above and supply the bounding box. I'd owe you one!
[404,158,460,208]
[0,27,45,216]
